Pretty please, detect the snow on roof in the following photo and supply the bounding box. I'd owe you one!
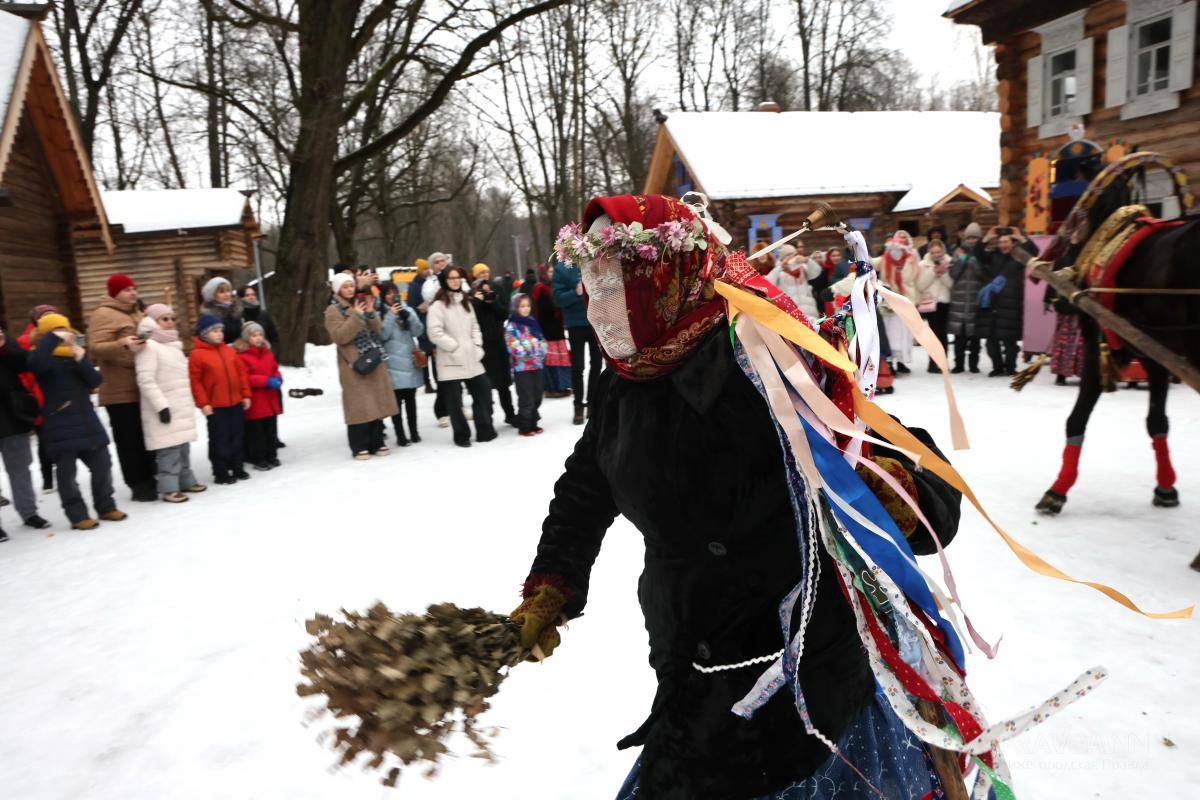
[664,111,999,211]
[892,181,992,213]
[101,188,252,234]
[944,0,981,13]
[0,12,31,124]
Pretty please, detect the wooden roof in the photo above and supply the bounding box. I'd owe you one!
[0,9,112,252]
[944,0,1093,44]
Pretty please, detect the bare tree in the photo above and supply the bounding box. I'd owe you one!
[49,0,147,156]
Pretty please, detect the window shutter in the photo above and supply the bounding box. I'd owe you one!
[1028,54,1044,127]
[1106,25,1129,107]
[1169,0,1197,92]
[1075,38,1095,115]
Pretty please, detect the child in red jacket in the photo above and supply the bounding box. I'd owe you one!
[235,321,282,471]
[189,314,251,485]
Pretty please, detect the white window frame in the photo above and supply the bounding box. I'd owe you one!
[1131,13,1174,97]
[1107,0,1197,120]
[1134,169,1183,218]
[1028,11,1093,138]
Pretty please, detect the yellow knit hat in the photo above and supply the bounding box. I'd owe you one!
[472,262,490,278]
[36,312,75,335]
[415,258,428,269]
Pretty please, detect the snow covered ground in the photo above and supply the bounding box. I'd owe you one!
[1,344,1197,799]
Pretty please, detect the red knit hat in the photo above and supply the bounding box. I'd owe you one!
[107,274,136,297]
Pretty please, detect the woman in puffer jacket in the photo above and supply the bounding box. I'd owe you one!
[135,305,203,502]
[426,266,496,447]
[915,239,955,373]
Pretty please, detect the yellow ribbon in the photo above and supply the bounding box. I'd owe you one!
[718,279,1194,621]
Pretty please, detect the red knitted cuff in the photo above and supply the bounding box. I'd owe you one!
[521,573,574,601]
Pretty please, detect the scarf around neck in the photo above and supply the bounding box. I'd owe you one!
[507,312,544,340]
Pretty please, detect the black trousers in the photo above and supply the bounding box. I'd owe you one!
[35,428,54,488]
[391,388,418,442]
[440,373,495,445]
[496,384,515,422]
[567,326,601,409]
[55,445,116,524]
[952,334,980,370]
[514,369,544,433]
[206,405,245,476]
[347,419,385,454]
[986,336,1020,372]
[431,360,447,419]
[245,416,278,465]
[104,402,156,490]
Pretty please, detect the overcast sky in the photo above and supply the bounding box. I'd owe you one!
[889,0,989,85]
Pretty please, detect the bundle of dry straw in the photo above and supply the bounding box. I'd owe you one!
[297,602,527,787]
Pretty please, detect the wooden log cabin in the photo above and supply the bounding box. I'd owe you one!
[642,109,1001,255]
[73,188,261,341]
[946,0,1200,230]
[1,5,260,343]
[0,5,111,330]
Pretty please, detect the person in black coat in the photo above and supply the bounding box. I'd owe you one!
[237,286,280,352]
[0,330,50,538]
[470,276,516,425]
[513,194,963,800]
[973,227,1038,376]
[27,315,124,530]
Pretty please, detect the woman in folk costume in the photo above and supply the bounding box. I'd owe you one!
[513,194,995,799]
[872,231,920,373]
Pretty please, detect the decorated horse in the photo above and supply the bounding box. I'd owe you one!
[1011,152,1200,529]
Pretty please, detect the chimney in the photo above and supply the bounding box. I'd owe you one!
[757,101,781,113]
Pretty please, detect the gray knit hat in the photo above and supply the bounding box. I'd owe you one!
[241,320,265,339]
[201,276,233,303]
[963,222,983,239]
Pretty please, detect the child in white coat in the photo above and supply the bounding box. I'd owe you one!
[135,305,204,502]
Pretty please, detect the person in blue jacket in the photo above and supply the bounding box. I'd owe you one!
[550,258,601,425]
[380,282,425,446]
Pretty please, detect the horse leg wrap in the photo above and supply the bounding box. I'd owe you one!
[1152,435,1176,490]
[1050,438,1084,496]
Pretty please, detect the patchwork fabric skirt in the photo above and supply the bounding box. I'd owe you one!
[615,691,946,800]
[1050,312,1083,377]
[544,339,572,392]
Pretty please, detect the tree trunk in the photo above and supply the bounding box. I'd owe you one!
[273,0,362,366]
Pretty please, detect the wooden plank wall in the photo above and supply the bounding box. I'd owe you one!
[996,0,1200,226]
[73,230,247,339]
[0,109,80,329]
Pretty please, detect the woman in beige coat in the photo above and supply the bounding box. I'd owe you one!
[426,266,496,447]
[324,273,398,459]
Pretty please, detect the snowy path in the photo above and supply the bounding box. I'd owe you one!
[1,346,1196,799]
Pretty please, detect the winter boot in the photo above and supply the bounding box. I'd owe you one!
[71,519,99,530]
[23,515,50,530]
[0,527,8,543]
[162,492,189,503]
[99,510,128,522]
[233,467,251,481]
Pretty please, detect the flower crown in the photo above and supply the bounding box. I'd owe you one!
[553,217,710,267]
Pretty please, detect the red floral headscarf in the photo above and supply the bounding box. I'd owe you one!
[580,194,729,380]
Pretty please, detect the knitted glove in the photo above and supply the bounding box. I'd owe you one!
[855,456,919,538]
[510,582,569,661]
[158,408,171,425]
[267,376,283,390]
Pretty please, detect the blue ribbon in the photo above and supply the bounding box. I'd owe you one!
[798,413,966,671]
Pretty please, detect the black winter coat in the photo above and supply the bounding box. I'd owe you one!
[973,239,1037,340]
[27,333,109,456]
[471,289,511,389]
[527,323,961,800]
[946,254,988,338]
[0,341,36,439]
[407,276,435,355]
